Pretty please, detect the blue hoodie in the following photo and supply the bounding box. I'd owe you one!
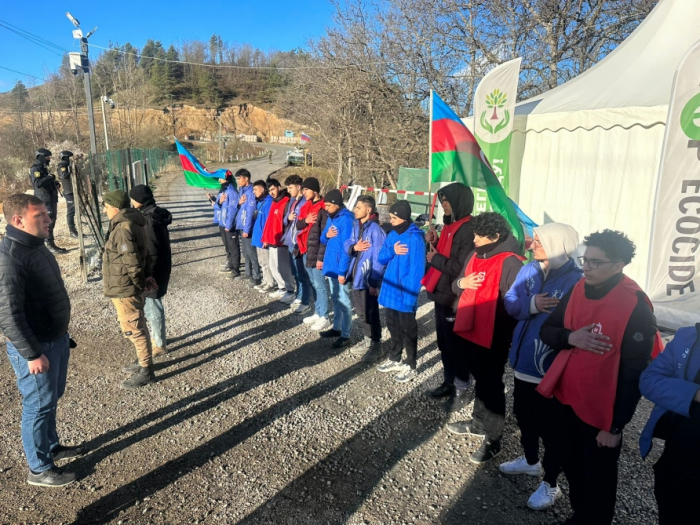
[639,325,700,458]
[505,258,583,380]
[252,194,273,249]
[320,207,355,278]
[219,183,239,231]
[378,223,425,313]
[235,184,256,235]
[344,216,386,289]
[282,196,307,251]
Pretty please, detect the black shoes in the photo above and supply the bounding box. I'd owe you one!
[121,360,141,374]
[427,382,455,399]
[319,329,341,338]
[250,278,262,288]
[27,466,76,487]
[226,273,242,281]
[444,388,471,413]
[446,419,486,437]
[219,266,234,274]
[332,337,351,348]
[52,444,86,461]
[470,439,502,464]
[361,341,384,363]
[121,365,155,389]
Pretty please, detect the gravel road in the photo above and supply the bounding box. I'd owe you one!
[0,149,663,524]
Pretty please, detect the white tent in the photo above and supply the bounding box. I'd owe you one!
[509,0,700,329]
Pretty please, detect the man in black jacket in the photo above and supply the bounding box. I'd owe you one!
[424,183,475,411]
[130,185,172,357]
[538,230,657,525]
[0,194,81,487]
[57,150,78,238]
[29,148,67,254]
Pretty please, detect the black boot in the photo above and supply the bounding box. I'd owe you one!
[427,382,455,399]
[361,340,384,363]
[45,240,68,254]
[120,365,155,389]
[443,388,470,413]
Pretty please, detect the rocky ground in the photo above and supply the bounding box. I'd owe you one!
[0,149,664,524]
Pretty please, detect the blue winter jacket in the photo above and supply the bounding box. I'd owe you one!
[505,258,583,379]
[320,207,356,279]
[639,325,700,458]
[235,184,256,235]
[219,184,239,231]
[378,223,425,313]
[344,217,386,289]
[252,194,273,249]
[282,196,307,251]
[212,201,222,225]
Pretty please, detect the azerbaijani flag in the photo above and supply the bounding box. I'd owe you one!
[301,133,311,143]
[175,140,229,189]
[431,91,525,251]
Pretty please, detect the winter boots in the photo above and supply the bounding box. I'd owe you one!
[121,365,155,389]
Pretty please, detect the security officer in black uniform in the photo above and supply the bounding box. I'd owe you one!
[57,150,78,238]
[29,148,67,254]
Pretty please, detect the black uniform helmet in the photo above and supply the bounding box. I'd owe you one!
[59,150,74,161]
[35,148,52,165]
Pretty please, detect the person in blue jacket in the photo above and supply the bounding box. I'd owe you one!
[319,189,356,349]
[281,174,310,312]
[217,171,240,279]
[639,325,700,525]
[376,200,425,383]
[235,169,261,287]
[499,223,582,512]
[345,195,387,362]
[251,180,275,293]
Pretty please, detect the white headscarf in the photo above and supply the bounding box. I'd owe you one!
[533,223,580,270]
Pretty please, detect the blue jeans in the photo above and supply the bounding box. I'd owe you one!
[294,255,312,305]
[328,277,352,338]
[144,297,166,348]
[305,254,329,319]
[6,334,70,473]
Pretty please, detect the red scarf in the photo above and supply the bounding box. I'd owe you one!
[537,276,650,431]
[297,199,325,255]
[454,251,519,348]
[422,216,471,293]
[261,195,290,247]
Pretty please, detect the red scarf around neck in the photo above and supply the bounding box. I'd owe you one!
[422,215,471,293]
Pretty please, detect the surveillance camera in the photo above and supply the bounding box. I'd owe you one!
[70,67,79,76]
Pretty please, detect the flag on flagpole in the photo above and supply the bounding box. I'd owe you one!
[430,92,525,250]
[301,133,311,143]
[175,140,230,189]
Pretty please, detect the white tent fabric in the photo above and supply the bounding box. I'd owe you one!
[506,0,700,329]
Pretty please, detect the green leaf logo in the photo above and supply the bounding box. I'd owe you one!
[486,89,508,120]
[680,92,700,140]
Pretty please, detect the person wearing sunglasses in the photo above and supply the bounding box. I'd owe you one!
[538,229,658,525]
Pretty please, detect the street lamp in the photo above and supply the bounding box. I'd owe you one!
[100,96,115,150]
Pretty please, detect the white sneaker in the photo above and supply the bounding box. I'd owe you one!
[376,359,405,373]
[527,481,562,511]
[269,289,285,299]
[499,456,543,477]
[310,317,332,331]
[394,366,417,383]
[279,292,297,304]
[293,304,311,315]
[303,313,321,324]
[290,298,302,306]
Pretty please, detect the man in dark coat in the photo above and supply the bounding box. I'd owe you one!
[0,193,81,487]
[56,150,78,238]
[130,185,172,357]
[423,183,475,411]
[29,148,66,254]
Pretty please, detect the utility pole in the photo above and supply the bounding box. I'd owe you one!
[100,96,114,150]
[66,12,98,155]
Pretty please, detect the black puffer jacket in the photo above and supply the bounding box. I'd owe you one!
[0,225,71,360]
[427,183,476,310]
[139,202,173,299]
[305,207,329,268]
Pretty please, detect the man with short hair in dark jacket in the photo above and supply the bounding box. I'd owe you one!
[130,185,172,357]
[0,193,81,488]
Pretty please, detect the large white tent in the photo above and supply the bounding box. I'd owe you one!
[508,0,700,329]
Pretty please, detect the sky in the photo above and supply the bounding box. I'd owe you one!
[0,0,336,92]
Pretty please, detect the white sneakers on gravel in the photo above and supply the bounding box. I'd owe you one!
[527,481,562,511]
[499,457,543,477]
[293,304,311,315]
[303,313,321,324]
[279,292,297,304]
[376,359,405,373]
[310,317,331,331]
[394,365,417,383]
[269,289,285,299]
[290,298,302,307]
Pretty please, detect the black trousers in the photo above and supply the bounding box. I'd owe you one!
[434,303,470,387]
[513,378,562,486]
[64,192,76,231]
[239,232,260,279]
[550,398,621,525]
[46,198,58,241]
[219,226,240,272]
[653,415,700,525]
[385,308,417,369]
[351,289,381,341]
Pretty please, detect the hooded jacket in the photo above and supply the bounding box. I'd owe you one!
[282,195,307,252]
[102,208,149,299]
[304,206,329,268]
[344,215,387,289]
[30,161,58,203]
[235,183,256,235]
[426,183,475,310]
[378,222,425,313]
[219,182,239,231]
[139,202,173,299]
[262,189,291,247]
[320,206,355,278]
[252,194,273,249]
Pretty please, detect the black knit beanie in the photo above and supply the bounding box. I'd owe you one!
[129,184,155,205]
[301,177,320,194]
[389,200,412,221]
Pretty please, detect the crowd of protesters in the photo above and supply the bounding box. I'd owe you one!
[0,154,697,525]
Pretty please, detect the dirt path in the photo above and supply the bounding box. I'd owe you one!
[0,155,661,524]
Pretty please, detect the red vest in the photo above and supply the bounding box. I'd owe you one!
[297,198,325,255]
[422,216,471,293]
[537,275,645,431]
[262,195,290,247]
[454,251,519,348]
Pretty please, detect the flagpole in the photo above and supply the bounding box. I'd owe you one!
[428,89,435,224]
